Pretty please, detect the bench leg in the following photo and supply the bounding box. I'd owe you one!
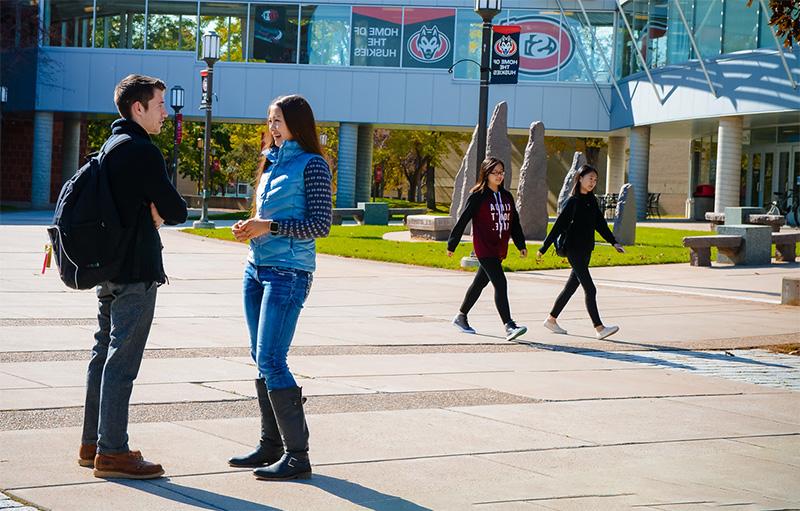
[775,243,796,263]
[689,247,711,266]
[718,247,742,265]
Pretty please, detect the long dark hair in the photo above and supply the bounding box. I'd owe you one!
[470,157,505,193]
[253,95,325,211]
[571,164,598,196]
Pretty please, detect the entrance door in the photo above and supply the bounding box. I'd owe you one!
[749,152,761,207]
[761,152,774,207]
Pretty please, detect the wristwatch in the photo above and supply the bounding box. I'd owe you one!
[269,220,280,235]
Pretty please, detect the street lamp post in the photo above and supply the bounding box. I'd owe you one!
[169,85,184,187]
[474,0,501,172]
[193,30,221,230]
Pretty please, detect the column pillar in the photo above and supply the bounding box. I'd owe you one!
[61,116,81,185]
[336,122,358,208]
[714,116,743,213]
[605,135,626,194]
[355,124,373,203]
[31,111,54,209]
[628,126,650,220]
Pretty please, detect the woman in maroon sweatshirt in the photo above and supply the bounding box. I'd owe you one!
[447,157,528,341]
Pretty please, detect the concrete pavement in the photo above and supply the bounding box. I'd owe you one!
[1,219,798,510]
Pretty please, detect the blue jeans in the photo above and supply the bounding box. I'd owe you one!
[243,263,312,390]
[82,281,157,454]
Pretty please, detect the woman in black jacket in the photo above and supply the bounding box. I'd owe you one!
[447,157,528,342]
[538,164,625,339]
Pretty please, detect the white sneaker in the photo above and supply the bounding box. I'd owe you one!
[595,325,619,339]
[543,319,567,335]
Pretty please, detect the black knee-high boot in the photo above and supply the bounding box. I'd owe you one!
[228,378,284,467]
[253,386,311,480]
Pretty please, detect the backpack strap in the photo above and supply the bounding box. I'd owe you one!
[99,134,132,159]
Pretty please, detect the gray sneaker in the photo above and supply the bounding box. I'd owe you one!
[504,321,527,342]
[452,313,476,334]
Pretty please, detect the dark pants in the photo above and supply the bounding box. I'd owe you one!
[459,257,512,325]
[82,281,157,454]
[550,250,603,327]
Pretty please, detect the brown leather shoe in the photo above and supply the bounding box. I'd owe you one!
[93,451,164,479]
[78,444,96,467]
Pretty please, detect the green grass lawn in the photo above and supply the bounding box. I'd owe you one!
[183,223,726,271]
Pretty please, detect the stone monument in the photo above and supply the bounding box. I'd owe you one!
[613,183,636,246]
[515,121,547,240]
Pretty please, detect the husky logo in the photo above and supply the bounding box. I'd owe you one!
[509,16,574,76]
[408,25,451,63]
[494,35,517,57]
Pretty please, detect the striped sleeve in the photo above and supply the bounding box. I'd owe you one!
[277,156,332,239]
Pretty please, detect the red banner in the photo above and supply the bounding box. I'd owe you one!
[175,113,183,144]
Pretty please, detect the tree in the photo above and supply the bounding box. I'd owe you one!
[374,129,468,202]
[748,0,800,48]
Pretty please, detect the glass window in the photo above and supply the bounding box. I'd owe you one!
[94,0,146,49]
[351,6,404,67]
[778,125,800,144]
[507,9,578,83]
[43,0,94,48]
[722,0,757,53]
[299,5,350,65]
[647,0,668,68]
[201,2,247,62]
[248,4,299,63]
[751,127,776,145]
[453,9,482,80]
[558,11,591,83]
[693,0,722,58]
[569,11,615,82]
[147,1,197,51]
[616,0,646,78]
[666,0,692,64]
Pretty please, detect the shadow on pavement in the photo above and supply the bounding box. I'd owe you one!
[119,473,432,511]
[509,336,791,371]
[298,474,432,511]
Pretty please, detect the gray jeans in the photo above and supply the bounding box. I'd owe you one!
[81,281,157,454]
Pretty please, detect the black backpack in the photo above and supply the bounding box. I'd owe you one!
[47,134,131,289]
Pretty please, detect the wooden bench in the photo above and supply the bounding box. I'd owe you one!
[749,214,786,232]
[682,235,743,266]
[389,208,427,224]
[331,208,364,225]
[773,232,800,263]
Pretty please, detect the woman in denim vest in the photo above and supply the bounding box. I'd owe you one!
[229,95,332,481]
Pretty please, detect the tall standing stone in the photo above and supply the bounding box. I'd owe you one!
[486,102,512,186]
[450,125,479,221]
[557,152,586,214]
[613,183,636,246]
[515,121,547,240]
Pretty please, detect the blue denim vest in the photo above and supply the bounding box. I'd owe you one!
[248,141,318,273]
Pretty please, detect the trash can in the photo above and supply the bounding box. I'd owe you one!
[692,184,714,221]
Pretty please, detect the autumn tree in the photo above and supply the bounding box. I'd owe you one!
[374,129,469,202]
[748,0,800,48]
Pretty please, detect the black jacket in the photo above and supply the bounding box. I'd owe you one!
[104,119,187,284]
[540,192,617,255]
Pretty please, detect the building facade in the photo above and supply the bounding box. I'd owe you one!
[1,0,798,219]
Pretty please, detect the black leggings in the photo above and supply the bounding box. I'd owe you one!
[459,257,512,325]
[550,250,603,327]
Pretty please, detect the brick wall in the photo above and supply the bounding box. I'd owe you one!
[1,113,34,202]
[1,113,87,205]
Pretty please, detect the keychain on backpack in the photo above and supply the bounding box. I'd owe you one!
[42,243,52,274]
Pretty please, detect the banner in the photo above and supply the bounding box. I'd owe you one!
[402,8,455,69]
[490,25,520,84]
[351,7,402,67]
[253,6,296,63]
[175,113,183,144]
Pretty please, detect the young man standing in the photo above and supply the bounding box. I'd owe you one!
[78,74,187,479]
